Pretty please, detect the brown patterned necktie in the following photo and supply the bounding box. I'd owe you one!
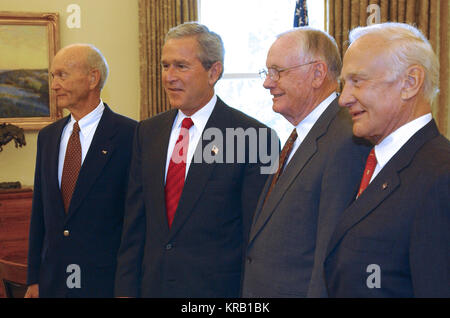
[263,128,298,205]
[61,122,82,213]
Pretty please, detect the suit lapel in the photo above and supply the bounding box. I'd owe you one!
[248,173,275,230]
[149,110,178,237]
[65,104,117,222]
[248,99,341,244]
[167,99,226,238]
[47,116,70,218]
[325,120,441,257]
[325,170,400,256]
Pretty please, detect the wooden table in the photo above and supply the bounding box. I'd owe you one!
[0,188,32,297]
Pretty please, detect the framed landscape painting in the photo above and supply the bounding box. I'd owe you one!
[0,12,61,130]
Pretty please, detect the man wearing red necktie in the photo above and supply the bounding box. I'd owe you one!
[324,22,450,297]
[115,22,277,298]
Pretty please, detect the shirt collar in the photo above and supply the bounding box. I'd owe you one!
[173,94,217,133]
[374,113,432,169]
[68,99,105,137]
[294,92,337,142]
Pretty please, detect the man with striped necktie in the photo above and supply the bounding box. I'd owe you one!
[242,27,370,298]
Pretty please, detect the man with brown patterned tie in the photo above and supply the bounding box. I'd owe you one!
[242,27,370,298]
[25,44,136,297]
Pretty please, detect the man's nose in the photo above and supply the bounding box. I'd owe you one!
[163,65,177,82]
[338,83,356,108]
[51,77,60,90]
[263,76,276,90]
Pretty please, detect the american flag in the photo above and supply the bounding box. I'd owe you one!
[294,0,309,27]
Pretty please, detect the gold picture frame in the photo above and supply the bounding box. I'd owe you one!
[0,11,61,130]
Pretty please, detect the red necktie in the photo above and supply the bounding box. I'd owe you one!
[61,122,82,212]
[165,117,194,228]
[357,148,377,198]
[264,128,298,205]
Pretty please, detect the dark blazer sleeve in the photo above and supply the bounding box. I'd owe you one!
[410,171,450,297]
[115,122,147,297]
[27,131,45,285]
[307,133,368,297]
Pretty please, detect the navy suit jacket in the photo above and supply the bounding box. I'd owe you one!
[324,120,450,297]
[242,98,371,297]
[115,97,278,297]
[27,104,136,297]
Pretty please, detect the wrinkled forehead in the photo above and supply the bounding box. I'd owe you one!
[52,46,88,70]
[162,37,200,54]
[342,35,392,77]
[267,35,303,67]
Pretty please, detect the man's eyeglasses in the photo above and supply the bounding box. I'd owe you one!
[259,61,318,81]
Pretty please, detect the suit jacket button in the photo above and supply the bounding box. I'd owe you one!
[63,230,70,237]
[166,243,172,250]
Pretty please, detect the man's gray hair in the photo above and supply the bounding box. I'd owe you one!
[62,43,109,90]
[349,22,439,102]
[84,44,109,90]
[165,22,225,79]
[277,27,342,82]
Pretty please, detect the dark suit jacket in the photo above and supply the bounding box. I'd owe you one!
[27,104,137,297]
[114,97,277,298]
[242,98,371,297]
[324,120,450,297]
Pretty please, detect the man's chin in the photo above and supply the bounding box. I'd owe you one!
[167,97,181,107]
[272,103,284,116]
[170,103,183,110]
[352,125,364,137]
[55,97,69,109]
[353,126,377,144]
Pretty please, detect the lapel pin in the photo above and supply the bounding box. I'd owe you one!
[211,145,219,156]
[382,182,388,190]
[102,150,108,155]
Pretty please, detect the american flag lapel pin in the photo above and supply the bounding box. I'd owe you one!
[211,145,219,156]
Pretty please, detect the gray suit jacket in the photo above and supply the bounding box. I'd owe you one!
[242,97,370,297]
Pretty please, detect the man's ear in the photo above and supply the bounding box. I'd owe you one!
[400,65,425,100]
[89,69,101,90]
[208,61,223,86]
[311,61,328,88]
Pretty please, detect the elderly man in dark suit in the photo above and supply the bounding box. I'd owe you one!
[324,22,450,297]
[241,27,370,298]
[114,22,277,298]
[25,44,136,298]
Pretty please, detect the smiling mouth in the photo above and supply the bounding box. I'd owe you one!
[272,93,284,99]
[167,88,183,92]
[351,110,366,119]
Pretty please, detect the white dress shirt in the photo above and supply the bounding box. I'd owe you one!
[285,92,338,167]
[370,113,433,183]
[164,95,217,183]
[58,100,105,187]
